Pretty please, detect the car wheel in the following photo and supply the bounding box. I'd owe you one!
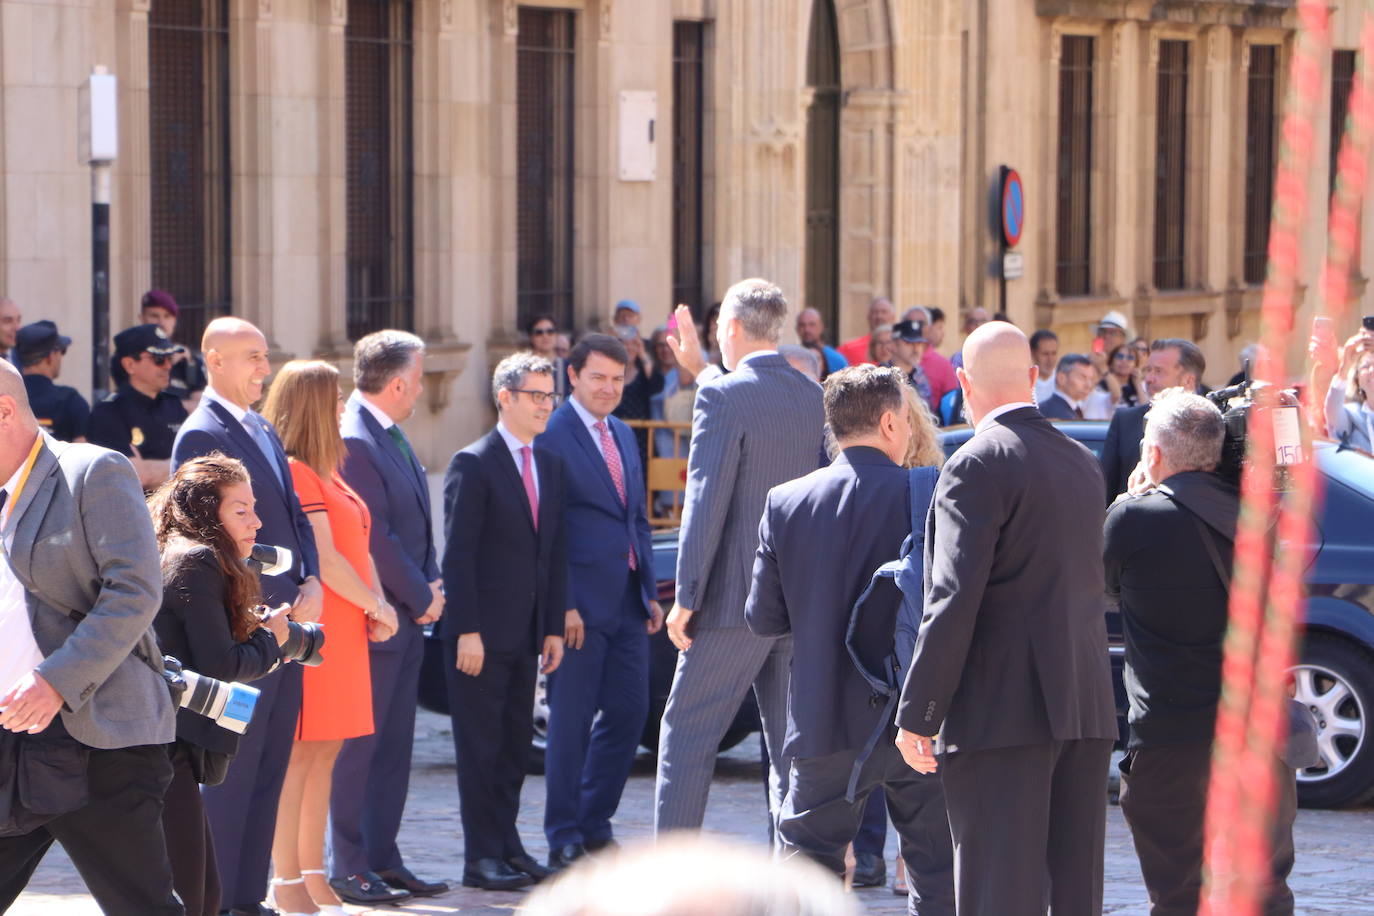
[1293,635,1374,808]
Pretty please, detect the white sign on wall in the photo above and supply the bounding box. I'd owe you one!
[618,90,657,182]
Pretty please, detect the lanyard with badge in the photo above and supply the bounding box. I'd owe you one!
[1,436,44,552]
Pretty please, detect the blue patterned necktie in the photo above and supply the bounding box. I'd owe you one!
[246,414,285,488]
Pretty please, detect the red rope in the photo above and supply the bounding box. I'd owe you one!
[1199,4,1340,914]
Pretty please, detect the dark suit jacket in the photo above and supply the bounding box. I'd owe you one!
[172,399,320,606]
[154,545,283,755]
[897,406,1117,751]
[440,427,567,654]
[537,402,655,629]
[1101,403,1149,503]
[1038,391,1078,420]
[339,398,439,645]
[675,353,826,628]
[745,447,911,760]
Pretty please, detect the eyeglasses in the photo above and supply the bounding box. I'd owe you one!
[1112,352,1135,362]
[511,388,562,406]
[144,353,172,366]
[531,327,557,337]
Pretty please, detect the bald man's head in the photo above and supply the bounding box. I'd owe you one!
[0,358,38,479]
[202,317,271,409]
[796,308,825,346]
[955,321,1037,425]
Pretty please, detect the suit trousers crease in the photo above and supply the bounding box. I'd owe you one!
[330,624,424,878]
[655,626,793,834]
[163,742,222,916]
[444,642,537,862]
[780,743,955,916]
[0,740,183,915]
[544,576,650,849]
[202,660,303,909]
[1118,743,1296,916]
[938,739,1113,916]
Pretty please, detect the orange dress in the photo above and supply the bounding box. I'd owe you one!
[289,459,375,741]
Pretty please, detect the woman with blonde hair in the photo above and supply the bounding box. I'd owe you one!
[260,360,398,916]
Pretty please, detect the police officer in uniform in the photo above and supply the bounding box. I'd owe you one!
[140,289,208,408]
[88,324,188,490]
[16,319,90,442]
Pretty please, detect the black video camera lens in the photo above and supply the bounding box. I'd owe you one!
[280,621,325,667]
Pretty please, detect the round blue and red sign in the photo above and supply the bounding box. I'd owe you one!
[1001,168,1025,248]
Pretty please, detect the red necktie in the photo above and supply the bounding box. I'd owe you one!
[594,421,637,570]
[520,446,539,530]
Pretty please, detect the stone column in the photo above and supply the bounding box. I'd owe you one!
[114,0,152,327]
[314,0,349,357]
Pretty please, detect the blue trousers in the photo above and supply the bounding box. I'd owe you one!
[330,623,423,879]
[543,577,649,849]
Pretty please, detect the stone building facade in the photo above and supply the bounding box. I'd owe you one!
[0,0,1367,462]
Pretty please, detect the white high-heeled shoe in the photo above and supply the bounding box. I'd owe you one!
[267,876,319,916]
[301,870,349,916]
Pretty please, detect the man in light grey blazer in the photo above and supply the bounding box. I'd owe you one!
[656,279,825,834]
[0,360,181,914]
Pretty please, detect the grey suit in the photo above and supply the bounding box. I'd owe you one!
[6,435,174,749]
[0,434,180,915]
[654,353,825,833]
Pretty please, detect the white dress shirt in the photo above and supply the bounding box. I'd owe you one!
[352,389,397,433]
[975,401,1037,435]
[497,420,539,499]
[1,440,45,696]
[1034,375,1057,407]
[1053,387,1087,416]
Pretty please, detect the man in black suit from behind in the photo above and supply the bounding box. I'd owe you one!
[442,352,567,891]
[895,322,1118,916]
[1100,339,1206,502]
[746,365,954,916]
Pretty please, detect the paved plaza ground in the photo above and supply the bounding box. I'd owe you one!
[12,709,1374,915]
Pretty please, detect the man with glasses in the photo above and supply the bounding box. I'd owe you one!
[442,352,568,891]
[88,325,188,491]
[16,321,89,443]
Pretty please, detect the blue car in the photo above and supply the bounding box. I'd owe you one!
[421,420,1374,804]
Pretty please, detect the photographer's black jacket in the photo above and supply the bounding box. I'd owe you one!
[1103,471,1239,748]
[154,544,282,755]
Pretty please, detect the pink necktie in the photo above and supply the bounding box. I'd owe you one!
[520,446,539,530]
[594,421,637,570]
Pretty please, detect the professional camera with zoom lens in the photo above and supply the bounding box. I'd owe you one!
[245,543,326,667]
[161,656,260,734]
[1206,375,1305,490]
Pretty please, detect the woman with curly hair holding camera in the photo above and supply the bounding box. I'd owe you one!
[151,454,292,916]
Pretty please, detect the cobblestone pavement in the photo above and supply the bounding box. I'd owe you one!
[14,710,1374,915]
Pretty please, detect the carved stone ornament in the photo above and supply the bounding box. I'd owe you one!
[599,0,612,44]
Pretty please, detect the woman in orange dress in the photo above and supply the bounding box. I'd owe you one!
[261,360,398,916]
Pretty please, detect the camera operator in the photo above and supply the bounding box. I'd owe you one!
[150,455,291,916]
[1103,389,1296,916]
[0,361,182,913]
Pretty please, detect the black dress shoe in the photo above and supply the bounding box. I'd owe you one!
[548,842,587,870]
[330,873,413,906]
[506,853,555,883]
[376,865,449,897]
[851,851,886,888]
[462,858,534,891]
[584,836,620,853]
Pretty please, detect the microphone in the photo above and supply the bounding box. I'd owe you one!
[248,544,295,578]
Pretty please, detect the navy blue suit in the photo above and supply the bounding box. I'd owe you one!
[537,400,656,850]
[171,396,320,912]
[330,397,439,879]
[442,427,568,864]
